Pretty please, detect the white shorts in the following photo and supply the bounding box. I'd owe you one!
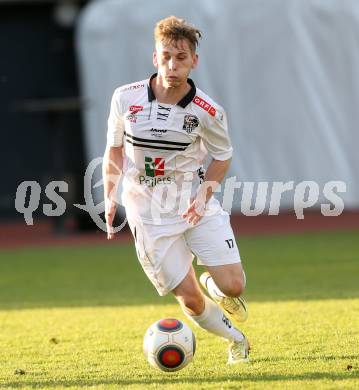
[127,212,241,296]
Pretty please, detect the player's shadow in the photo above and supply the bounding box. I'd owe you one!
[2,370,359,389]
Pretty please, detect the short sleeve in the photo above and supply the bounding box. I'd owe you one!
[106,88,125,147]
[200,107,233,160]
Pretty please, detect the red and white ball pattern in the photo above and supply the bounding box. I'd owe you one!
[143,318,196,372]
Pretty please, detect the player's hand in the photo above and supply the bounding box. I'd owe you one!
[181,197,206,225]
[105,199,117,240]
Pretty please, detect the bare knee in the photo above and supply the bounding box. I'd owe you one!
[220,277,245,297]
[207,264,246,298]
[172,266,205,316]
[177,294,205,316]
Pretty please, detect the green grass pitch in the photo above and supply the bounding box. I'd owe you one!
[0,230,358,389]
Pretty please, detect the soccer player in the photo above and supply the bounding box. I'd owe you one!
[103,16,250,364]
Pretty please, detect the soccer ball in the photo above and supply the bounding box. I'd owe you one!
[143,318,196,372]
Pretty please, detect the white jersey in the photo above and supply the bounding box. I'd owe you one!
[106,73,233,224]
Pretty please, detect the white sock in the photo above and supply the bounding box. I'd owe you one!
[184,296,244,342]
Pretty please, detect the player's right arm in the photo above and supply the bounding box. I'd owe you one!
[103,88,125,239]
[103,146,123,240]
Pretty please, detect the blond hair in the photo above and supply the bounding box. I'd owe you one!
[154,16,202,52]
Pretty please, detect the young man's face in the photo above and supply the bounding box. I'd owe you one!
[153,39,198,88]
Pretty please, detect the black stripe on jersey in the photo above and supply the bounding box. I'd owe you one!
[124,132,190,146]
[157,105,171,111]
[125,139,188,151]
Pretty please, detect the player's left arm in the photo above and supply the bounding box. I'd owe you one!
[202,157,232,203]
[182,103,233,225]
[182,157,231,225]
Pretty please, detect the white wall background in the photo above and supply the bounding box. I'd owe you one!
[76,0,359,211]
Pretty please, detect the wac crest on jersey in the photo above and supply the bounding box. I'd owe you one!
[182,114,199,133]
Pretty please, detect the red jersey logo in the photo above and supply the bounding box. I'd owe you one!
[129,105,143,114]
[193,96,216,117]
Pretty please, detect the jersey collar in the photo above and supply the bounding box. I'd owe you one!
[147,73,196,108]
